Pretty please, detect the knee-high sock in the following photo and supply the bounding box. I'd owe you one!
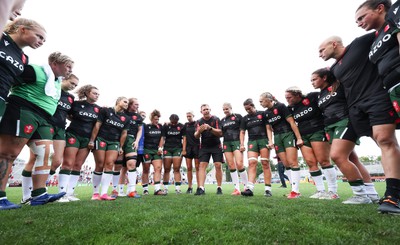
[230,169,239,190]
[310,169,325,192]
[291,168,301,193]
[21,170,32,201]
[112,172,120,191]
[239,168,248,187]
[322,165,338,193]
[364,182,378,195]
[92,171,102,194]
[349,179,367,196]
[285,168,292,185]
[100,171,113,195]
[58,169,71,193]
[127,169,138,193]
[67,170,80,196]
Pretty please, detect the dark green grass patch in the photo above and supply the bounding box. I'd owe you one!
[1,182,399,245]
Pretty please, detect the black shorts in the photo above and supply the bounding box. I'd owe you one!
[199,145,223,163]
[340,120,360,144]
[184,144,199,159]
[349,96,396,137]
[136,154,145,168]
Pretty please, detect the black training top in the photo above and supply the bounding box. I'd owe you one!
[318,84,348,126]
[221,113,242,142]
[369,1,400,89]
[162,122,185,148]
[125,111,144,137]
[48,90,75,128]
[331,33,386,107]
[67,100,101,138]
[197,115,221,147]
[240,110,268,141]
[263,102,292,134]
[288,92,324,135]
[97,107,130,142]
[0,32,29,99]
[183,121,200,147]
[144,123,163,150]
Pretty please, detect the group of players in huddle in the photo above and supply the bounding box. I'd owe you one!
[1,0,400,216]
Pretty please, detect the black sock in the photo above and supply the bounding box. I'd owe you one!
[385,178,400,199]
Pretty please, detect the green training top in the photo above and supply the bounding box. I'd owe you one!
[10,64,61,116]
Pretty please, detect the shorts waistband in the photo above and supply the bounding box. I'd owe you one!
[388,82,400,93]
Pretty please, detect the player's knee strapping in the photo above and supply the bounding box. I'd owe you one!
[248,157,258,163]
[29,140,53,174]
[125,155,137,162]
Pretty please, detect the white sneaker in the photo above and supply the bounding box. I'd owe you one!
[367,194,380,204]
[118,192,127,197]
[342,195,372,204]
[309,191,326,199]
[67,195,80,202]
[57,196,70,203]
[319,191,340,200]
